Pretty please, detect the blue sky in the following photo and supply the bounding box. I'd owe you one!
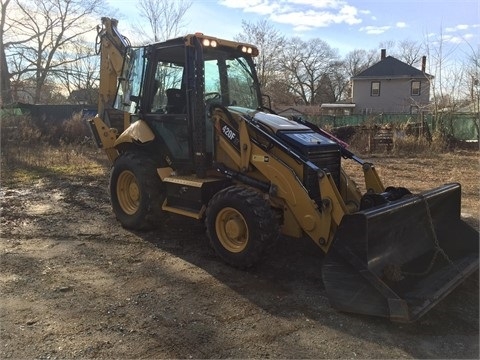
[109,0,479,57]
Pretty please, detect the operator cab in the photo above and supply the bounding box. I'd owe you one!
[114,34,261,174]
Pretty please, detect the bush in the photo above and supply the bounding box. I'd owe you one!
[0,113,108,186]
[1,111,92,146]
[338,123,455,156]
[392,133,432,155]
[1,114,42,144]
[61,112,91,144]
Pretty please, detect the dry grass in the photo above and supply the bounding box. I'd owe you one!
[1,143,109,186]
[340,123,479,220]
[342,149,479,221]
[1,115,109,187]
[1,114,478,218]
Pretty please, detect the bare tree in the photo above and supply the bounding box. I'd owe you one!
[57,41,99,105]
[3,0,107,104]
[278,37,338,105]
[136,0,192,43]
[378,40,396,54]
[322,60,351,102]
[424,28,463,133]
[339,49,377,101]
[314,73,336,104]
[397,39,424,66]
[0,0,12,104]
[378,39,424,66]
[264,78,297,106]
[343,49,377,77]
[464,43,479,140]
[235,19,285,92]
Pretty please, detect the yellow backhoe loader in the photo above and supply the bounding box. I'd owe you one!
[88,18,478,322]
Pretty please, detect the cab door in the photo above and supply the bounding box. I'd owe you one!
[142,44,193,169]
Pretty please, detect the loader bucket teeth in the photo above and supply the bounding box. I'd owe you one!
[322,183,479,322]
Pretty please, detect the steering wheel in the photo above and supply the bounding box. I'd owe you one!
[205,92,221,101]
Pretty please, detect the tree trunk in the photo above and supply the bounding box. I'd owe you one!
[0,0,12,105]
[0,42,12,105]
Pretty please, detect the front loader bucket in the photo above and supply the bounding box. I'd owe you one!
[322,183,478,322]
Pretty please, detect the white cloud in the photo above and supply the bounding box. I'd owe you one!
[270,6,361,29]
[359,25,391,35]
[218,0,264,8]
[271,10,334,28]
[288,0,344,9]
[339,5,362,25]
[442,32,475,44]
[442,33,475,44]
[292,24,316,32]
[357,19,406,36]
[446,24,470,32]
[443,34,464,44]
[219,0,281,15]
[219,0,364,30]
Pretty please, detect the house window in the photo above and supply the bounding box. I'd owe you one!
[371,81,380,96]
[411,81,421,96]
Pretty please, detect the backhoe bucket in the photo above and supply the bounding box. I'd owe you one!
[322,183,478,322]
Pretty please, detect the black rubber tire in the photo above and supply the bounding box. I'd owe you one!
[110,151,166,230]
[205,185,279,268]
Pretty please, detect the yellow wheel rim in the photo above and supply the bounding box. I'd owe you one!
[117,170,140,215]
[215,207,249,253]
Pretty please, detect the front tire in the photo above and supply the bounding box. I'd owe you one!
[205,186,279,268]
[110,151,166,230]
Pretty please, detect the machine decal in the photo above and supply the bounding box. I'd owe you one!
[219,119,240,152]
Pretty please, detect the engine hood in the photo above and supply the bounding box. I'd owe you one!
[227,106,310,134]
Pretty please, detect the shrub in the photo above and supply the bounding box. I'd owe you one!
[1,114,42,144]
[1,111,92,146]
[61,112,91,144]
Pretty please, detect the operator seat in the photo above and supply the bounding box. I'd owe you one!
[166,88,185,114]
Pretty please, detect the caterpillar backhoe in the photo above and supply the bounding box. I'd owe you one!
[88,17,478,322]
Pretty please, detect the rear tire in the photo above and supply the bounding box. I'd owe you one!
[205,186,279,268]
[110,151,166,230]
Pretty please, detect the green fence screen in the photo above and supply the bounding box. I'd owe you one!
[307,113,478,141]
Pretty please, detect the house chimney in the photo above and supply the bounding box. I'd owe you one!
[381,49,386,60]
[421,56,426,72]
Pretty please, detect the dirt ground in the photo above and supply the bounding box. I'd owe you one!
[1,149,479,359]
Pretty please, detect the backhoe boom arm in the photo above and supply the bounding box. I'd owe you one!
[96,17,130,119]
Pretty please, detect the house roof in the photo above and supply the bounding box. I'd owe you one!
[352,56,433,79]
